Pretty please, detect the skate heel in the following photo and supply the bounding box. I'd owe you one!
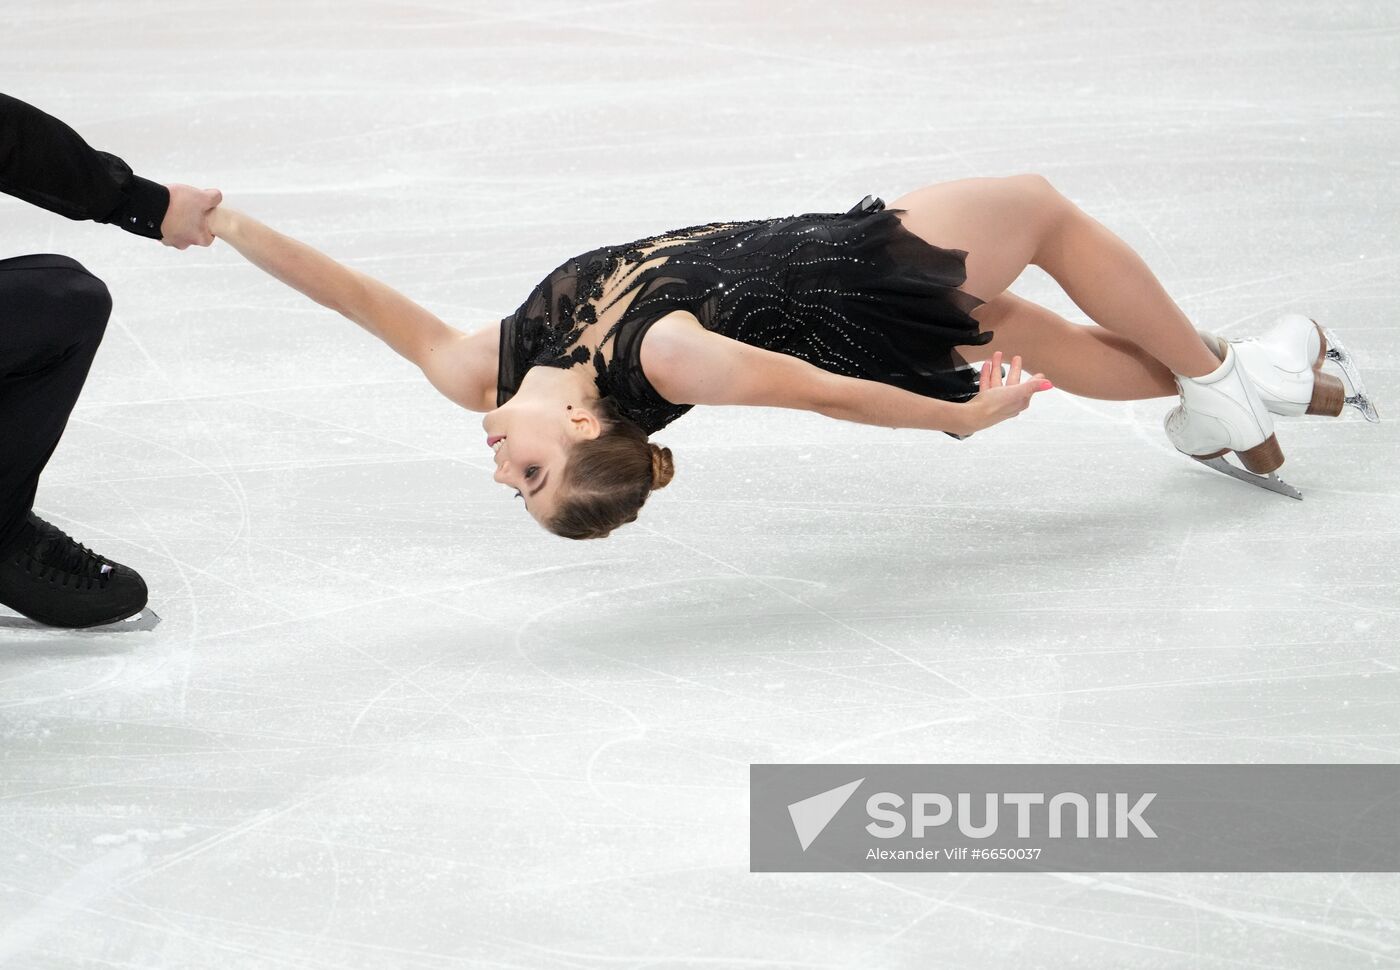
[1312,320,1328,368]
[1237,433,1284,475]
[1307,370,1346,417]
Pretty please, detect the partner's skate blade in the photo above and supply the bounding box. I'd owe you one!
[67,609,162,632]
[1319,326,1381,423]
[0,607,160,632]
[1196,456,1303,500]
[102,608,162,632]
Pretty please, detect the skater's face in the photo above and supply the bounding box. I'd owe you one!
[482,398,599,524]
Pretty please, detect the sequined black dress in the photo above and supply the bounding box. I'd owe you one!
[495,194,992,436]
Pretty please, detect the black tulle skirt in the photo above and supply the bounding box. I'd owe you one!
[820,193,993,404]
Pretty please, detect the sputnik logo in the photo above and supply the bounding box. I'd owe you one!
[787,778,864,851]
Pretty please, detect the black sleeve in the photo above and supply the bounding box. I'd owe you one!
[0,93,170,240]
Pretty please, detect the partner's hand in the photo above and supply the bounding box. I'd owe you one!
[160,184,223,249]
[960,351,1053,434]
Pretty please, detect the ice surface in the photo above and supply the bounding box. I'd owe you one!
[2,1,1398,966]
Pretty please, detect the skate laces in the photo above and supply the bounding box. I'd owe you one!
[13,517,113,590]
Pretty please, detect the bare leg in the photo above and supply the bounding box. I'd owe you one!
[886,174,1221,378]
[968,290,1177,400]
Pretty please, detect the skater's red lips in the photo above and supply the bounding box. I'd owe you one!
[486,434,504,448]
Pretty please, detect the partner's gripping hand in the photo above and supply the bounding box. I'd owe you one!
[961,351,1053,434]
[160,184,223,249]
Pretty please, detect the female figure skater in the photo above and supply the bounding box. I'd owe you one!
[208,174,1375,539]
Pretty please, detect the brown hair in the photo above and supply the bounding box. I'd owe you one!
[545,395,675,540]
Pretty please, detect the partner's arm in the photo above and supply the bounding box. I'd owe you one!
[0,92,219,247]
[207,206,493,409]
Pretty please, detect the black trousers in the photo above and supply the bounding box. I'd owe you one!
[0,254,111,551]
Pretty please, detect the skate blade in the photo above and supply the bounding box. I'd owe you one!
[1196,456,1303,500]
[1318,326,1381,423]
[99,608,162,632]
[0,607,161,633]
[1344,393,1381,423]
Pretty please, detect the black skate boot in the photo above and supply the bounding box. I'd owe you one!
[0,513,148,629]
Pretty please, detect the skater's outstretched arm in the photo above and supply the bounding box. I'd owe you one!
[208,206,494,410]
[645,319,1050,436]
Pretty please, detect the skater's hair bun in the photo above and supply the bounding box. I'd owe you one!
[543,395,676,541]
[649,444,675,491]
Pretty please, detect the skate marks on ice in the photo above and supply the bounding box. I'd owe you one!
[0,843,147,962]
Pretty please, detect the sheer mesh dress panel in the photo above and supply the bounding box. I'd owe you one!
[496,195,994,437]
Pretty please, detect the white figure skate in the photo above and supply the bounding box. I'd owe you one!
[1164,342,1302,500]
[1199,314,1380,422]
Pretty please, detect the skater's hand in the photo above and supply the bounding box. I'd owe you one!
[960,352,1052,434]
[161,184,223,249]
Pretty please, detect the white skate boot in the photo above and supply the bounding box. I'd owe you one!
[1163,342,1302,499]
[1198,314,1380,422]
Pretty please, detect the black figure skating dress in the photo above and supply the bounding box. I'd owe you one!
[496,194,993,437]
